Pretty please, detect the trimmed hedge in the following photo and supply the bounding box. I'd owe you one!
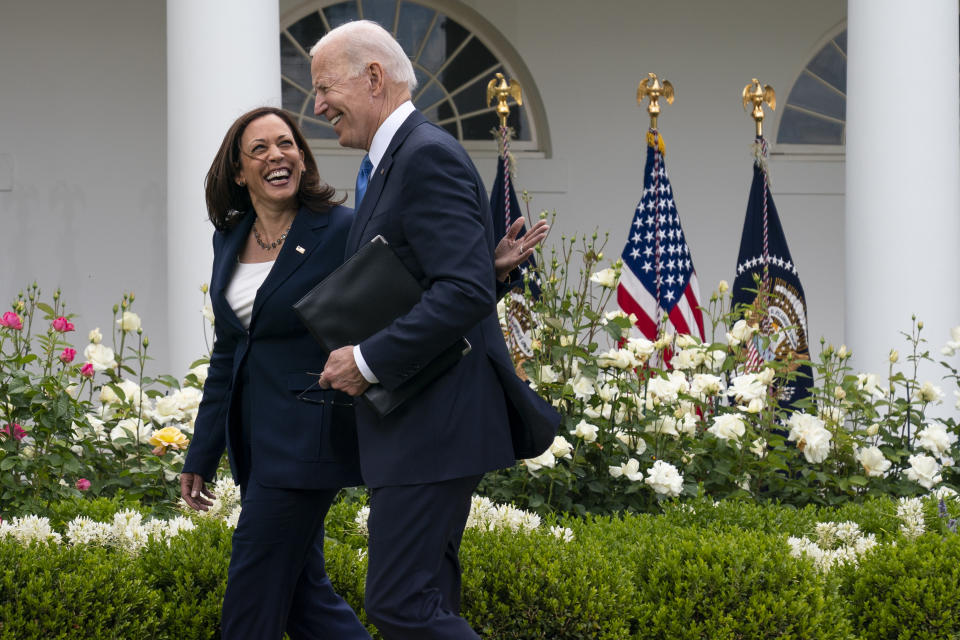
[1,498,959,639]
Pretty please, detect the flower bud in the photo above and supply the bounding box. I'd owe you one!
[200,283,209,294]
[837,344,849,359]
[833,386,846,400]
[917,320,923,330]
[866,423,879,436]
[718,280,729,293]
[889,349,899,363]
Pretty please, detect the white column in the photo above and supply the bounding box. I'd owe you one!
[846,0,960,389]
[166,0,280,373]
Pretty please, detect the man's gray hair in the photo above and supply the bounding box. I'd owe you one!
[310,20,418,93]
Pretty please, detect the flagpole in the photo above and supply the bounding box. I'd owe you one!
[487,73,524,233]
[637,73,674,338]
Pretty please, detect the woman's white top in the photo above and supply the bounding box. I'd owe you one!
[225,260,274,329]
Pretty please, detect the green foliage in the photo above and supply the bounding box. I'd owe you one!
[0,284,217,519]
[2,496,960,639]
[481,226,960,516]
[838,533,960,639]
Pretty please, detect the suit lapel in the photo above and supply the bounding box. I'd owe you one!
[210,213,253,333]
[345,110,429,256]
[250,206,330,326]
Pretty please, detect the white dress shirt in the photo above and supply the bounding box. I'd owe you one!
[353,100,416,384]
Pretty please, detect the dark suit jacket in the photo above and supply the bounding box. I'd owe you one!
[345,110,559,488]
[182,205,362,490]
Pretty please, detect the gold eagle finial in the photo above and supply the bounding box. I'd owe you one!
[486,73,523,128]
[742,78,776,138]
[637,72,674,130]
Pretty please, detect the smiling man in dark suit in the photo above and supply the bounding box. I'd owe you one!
[310,20,558,640]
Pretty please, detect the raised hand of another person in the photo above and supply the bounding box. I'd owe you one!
[494,218,549,282]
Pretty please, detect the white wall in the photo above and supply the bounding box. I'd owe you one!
[0,0,170,372]
[2,0,851,380]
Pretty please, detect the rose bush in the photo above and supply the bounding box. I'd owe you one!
[478,218,960,516]
[0,283,213,518]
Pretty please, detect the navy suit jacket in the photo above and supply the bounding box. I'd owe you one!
[346,110,559,488]
[182,205,363,490]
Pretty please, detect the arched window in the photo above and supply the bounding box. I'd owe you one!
[280,0,550,154]
[776,29,847,146]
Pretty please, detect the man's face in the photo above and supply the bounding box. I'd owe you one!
[311,47,376,151]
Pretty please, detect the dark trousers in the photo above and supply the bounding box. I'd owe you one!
[364,475,482,640]
[220,478,371,640]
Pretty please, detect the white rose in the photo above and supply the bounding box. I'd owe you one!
[645,415,679,437]
[726,319,756,346]
[88,327,103,344]
[856,373,884,399]
[728,373,766,405]
[614,430,647,455]
[117,311,142,333]
[707,413,746,444]
[690,373,723,400]
[706,349,727,372]
[943,326,960,356]
[913,381,944,404]
[596,383,619,404]
[100,379,142,407]
[609,458,643,482]
[906,454,942,489]
[202,303,215,326]
[173,387,203,412]
[185,363,209,386]
[597,348,638,370]
[625,337,655,362]
[644,460,684,497]
[916,423,958,460]
[787,413,832,464]
[570,419,599,443]
[152,396,182,424]
[603,310,629,322]
[549,435,573,459]
[83,343,116,372]
[671,349,701,371]
[750,437,767,458]
[589,267,618,288]
[569,375,594,401]
[110,417,152,443]
[855,446,891,478]
[523,450,556,472]
[539,365,558,384]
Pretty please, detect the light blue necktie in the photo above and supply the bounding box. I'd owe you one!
[355,154,373,206]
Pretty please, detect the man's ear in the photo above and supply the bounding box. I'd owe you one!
[368,61,386,96]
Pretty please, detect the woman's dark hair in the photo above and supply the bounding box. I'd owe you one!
[205,106,344,230]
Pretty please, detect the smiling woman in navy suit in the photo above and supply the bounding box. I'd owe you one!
[178,106,371,640]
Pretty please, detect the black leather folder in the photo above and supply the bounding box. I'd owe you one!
[293,235,470,416]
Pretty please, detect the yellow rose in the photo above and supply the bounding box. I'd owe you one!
[149,426,189,453]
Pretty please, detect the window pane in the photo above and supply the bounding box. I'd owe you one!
[440,35,496,92]
[287,11,326,51]
[301,117,337,140]
[280,34,312,91]
[786,71,845,120]
[460,113,498,141]
[396,3,435,56]
[282,78,310,115]
[360,0,396,30]
[414,79,447,112]
[324,1,359,29]
[419,17,469,73]
[777,108,843,145]
[833,31,847,55]
[806,44,845,93]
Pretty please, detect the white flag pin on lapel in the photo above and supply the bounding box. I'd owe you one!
[295,245,305,254]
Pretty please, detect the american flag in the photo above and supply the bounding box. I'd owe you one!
[617,131,704,342]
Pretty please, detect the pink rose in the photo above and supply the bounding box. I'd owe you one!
[2,423,26,441]
[59,347,77,363]
[0,311,23,330]
[75,478,91,491]
[80,363,95,378]
[52,316,75,332]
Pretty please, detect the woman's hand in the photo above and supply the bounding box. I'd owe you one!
[180,472,215,511]
[494,218,549,282]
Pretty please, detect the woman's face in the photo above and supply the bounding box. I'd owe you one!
[236,114,306,213]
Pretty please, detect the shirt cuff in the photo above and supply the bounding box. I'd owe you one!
[353,345,379,384]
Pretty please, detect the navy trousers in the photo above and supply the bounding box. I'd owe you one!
[220,478,371,640]
[364,475,482,639]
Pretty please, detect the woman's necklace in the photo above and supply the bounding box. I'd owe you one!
[253,217,292,251]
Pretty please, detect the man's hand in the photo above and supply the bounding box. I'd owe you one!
[180,472,214,511]
[318,345,372,396]
[494,218,549,282]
